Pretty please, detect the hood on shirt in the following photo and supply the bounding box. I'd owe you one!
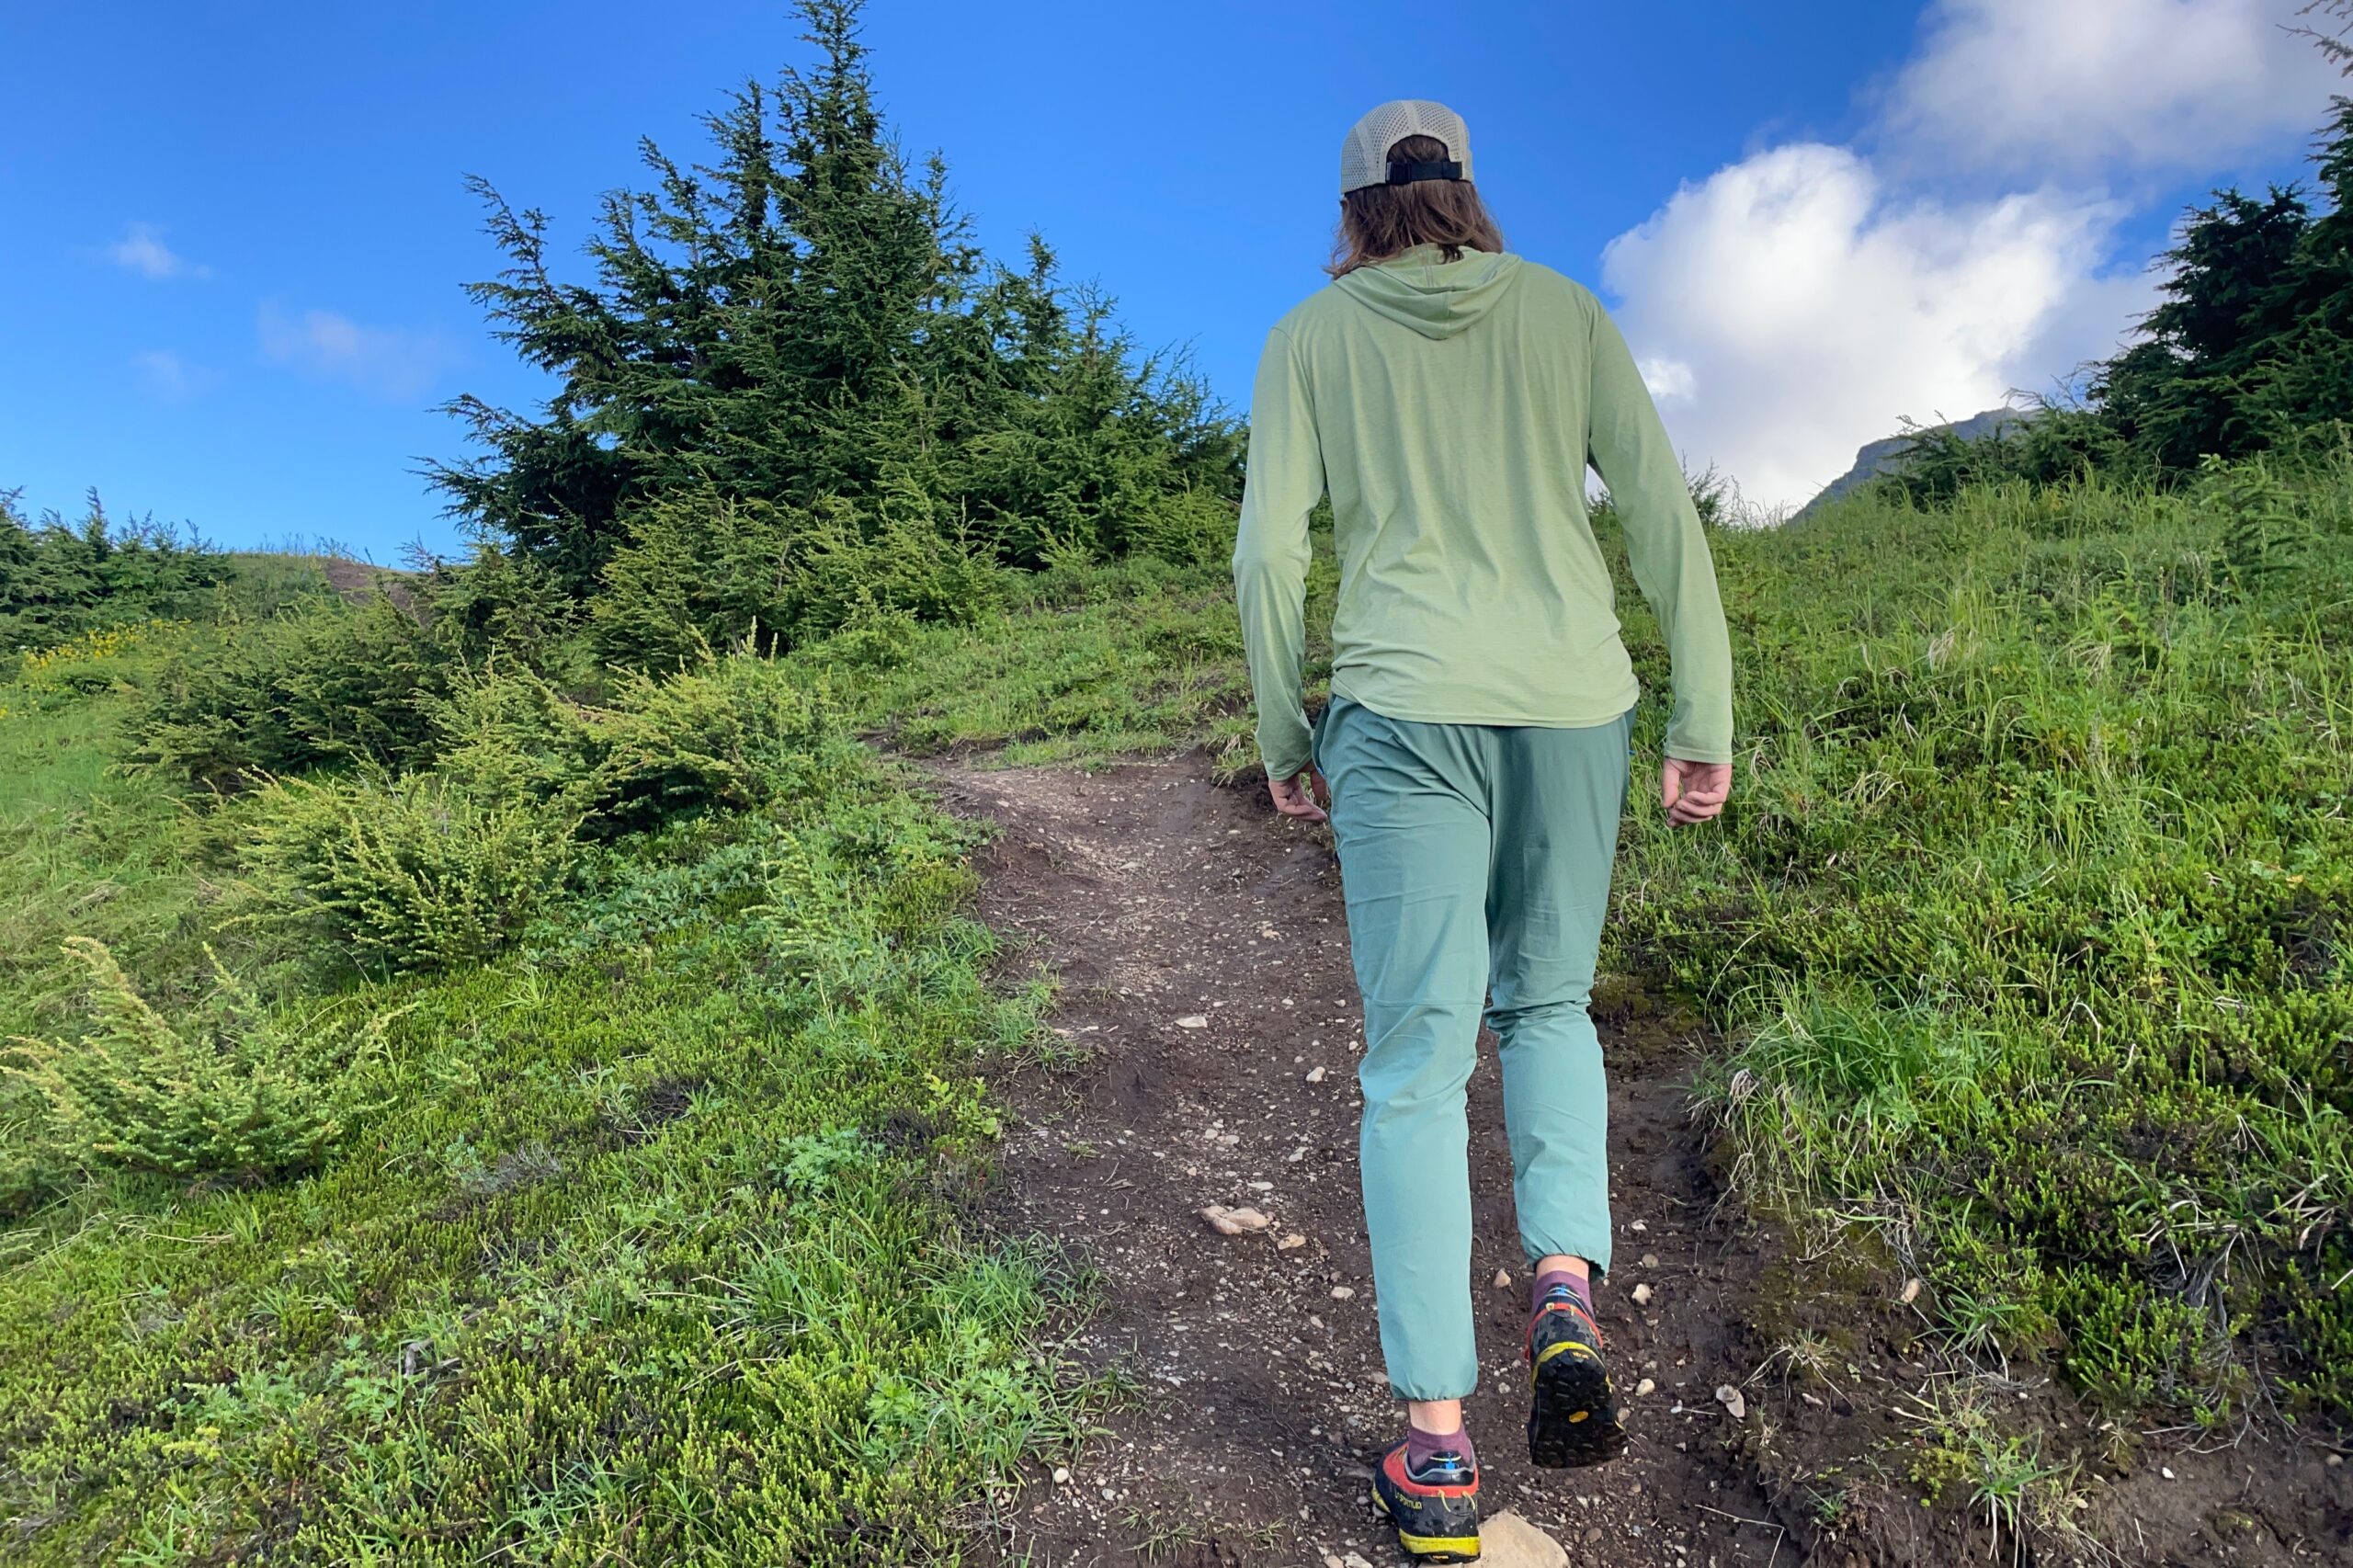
[1333,244,1523,340]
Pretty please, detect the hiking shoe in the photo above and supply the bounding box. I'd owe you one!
[1525,1282,1628,1468]
[1370,1439,1482,1562]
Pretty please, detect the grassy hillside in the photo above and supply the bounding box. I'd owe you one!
[0,609,1081,1563]
[807,453,2353,1437]
[1662,459,2353,1425]
[3,464,2347,1559]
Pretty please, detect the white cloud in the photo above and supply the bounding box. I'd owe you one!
[257,302,456,402]
[107,222,207,280]
[1884,0,2346,176]
[1602,145,2150,512]
[131,349,206,400]
[1637,357,1698,405]
[1597,0,2340,512]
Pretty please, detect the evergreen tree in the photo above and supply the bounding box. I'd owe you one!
[2097,186,2316,468]
[426,0,1242,623]
[2089,84,2353,474]
[0,489,223,648]
[2295,0,2353,72]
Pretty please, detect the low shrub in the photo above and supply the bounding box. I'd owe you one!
[416,662,606,812]
[128,593,453,788]
[1117,485,1241,568]
[586,483,1002,670]
[3,937,382,1182]
[585,655,866,834]
[226,654,867,972]
[237,772,581,974]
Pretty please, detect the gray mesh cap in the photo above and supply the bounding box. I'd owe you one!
[1340,99,1474,194]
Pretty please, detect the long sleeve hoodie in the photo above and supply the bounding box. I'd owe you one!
[1232,243,1733,780]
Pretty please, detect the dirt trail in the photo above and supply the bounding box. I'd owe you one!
[935,758,1791,1567]
[934,756,2345,1568]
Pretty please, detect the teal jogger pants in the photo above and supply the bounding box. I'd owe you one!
[1314,695,1634,1402]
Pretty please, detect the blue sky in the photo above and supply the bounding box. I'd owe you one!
[2,2,2344,555]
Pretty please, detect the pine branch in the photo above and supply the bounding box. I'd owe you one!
[2293,0,2353,70]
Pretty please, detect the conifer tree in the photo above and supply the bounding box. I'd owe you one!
[0,490,222,647]
[2090,83,2353,472]
[426,0,1241,623]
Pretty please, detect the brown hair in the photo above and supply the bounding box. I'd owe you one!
[1328,133,1506,277]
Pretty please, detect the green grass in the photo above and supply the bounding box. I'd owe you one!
[1648,460,2353,1426]
[795,550,1336,772]
[807,456,2353,1434]
[4,450,2346,1558]
[0,632,1084,1562]
[0,623,218,1042]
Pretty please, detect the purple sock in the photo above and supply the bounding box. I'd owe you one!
[1532,1267,1593,1316]
[1405,1419,1477,1475]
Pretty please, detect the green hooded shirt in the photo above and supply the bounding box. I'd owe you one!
[1231,244,1733,779]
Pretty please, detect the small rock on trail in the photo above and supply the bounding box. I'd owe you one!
[1200,1204,1272,1236]
[1477,1511,1571,1568]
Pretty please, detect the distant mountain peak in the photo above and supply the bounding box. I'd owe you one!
[1796,405,2040,517]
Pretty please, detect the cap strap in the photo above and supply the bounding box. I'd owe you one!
[1385,158,1463,185]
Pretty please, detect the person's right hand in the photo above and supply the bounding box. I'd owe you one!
[1268,767,1330,824]
[1661,756,1731,826]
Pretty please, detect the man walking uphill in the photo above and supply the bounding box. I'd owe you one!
[1232,100,1734,1563]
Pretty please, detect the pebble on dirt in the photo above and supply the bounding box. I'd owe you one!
[1176,1015,1209,1029]
[1477,1510,1573,1567]
[1278,1232,1308,1250]
[1631,1282,1654,1306]
[1331,1286,1356,1300]
[1306,1065,1327,1083]
[1495,1269,1513,1289]
[1200,1205,1272,1235]
[1714,1384,1746,1419]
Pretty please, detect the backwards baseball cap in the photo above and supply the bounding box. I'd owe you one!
[1340,99,1475,194]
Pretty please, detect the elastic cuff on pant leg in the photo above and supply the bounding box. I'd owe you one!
[1388,1381,1478,1403]
[1522,1231,1613,1281]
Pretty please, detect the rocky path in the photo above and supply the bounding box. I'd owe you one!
[932,758,1798,1568]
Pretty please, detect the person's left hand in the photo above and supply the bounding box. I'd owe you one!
[1268,767,1330,824]
[1661,756,1731,826]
